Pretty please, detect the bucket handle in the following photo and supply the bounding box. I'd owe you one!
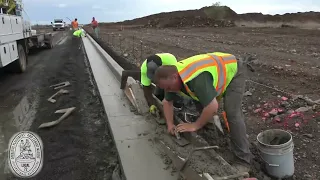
[258,152,279,167]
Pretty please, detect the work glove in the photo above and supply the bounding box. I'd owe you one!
[149,105,158,115]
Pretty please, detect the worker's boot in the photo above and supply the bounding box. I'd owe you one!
[234,163,250,173]
[231,157,251,173]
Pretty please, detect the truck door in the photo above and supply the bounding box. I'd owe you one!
[0,44,12,67]
[9,41,18,61]
[0,14,13,35]
[11,16,23,34]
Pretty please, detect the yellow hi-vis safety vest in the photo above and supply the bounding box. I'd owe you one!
[73,29,83,37]
[176,52,238,101]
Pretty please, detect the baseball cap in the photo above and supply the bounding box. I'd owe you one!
[146,55,162,80]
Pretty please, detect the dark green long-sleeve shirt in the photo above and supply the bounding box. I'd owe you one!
[164,72,218,107]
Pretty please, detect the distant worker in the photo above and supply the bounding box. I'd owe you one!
[154,52,252,172]
[91,17,99,38]
[71,18,79,30]
[140,53,177,115]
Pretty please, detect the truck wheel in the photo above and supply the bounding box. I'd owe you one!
[11,44,27,73]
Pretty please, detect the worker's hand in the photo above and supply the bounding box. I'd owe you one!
[149,105,158,115]
[176,123,200,133]
[167,123,176,135]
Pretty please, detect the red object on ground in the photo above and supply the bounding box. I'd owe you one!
[277,108,283,113]
[254,108,262,113]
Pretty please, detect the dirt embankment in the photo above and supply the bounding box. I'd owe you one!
[99,6,320,29]
[238,11,320,22]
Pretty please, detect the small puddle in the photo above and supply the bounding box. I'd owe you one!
[0,95,38,176]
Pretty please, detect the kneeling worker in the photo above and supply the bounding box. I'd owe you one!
[154,52,252,172]
[140,53,177,114]
[73,29,86,38]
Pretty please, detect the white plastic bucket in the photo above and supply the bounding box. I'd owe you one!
[256,129,294,178]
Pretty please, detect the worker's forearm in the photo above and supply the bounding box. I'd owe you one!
[195,105,217,129]
[163,100,174,126]
[143,86,155,106]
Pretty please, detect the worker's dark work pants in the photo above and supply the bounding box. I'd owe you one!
[223,61,252,164]
[93,27,100,38]
[72,35,81,45]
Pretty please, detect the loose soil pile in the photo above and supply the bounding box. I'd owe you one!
[98,6,320,28]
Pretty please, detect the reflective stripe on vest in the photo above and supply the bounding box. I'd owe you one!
[179,53,237,100]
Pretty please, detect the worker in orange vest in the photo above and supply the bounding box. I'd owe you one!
[154,52,253,173]
[91,17,99,38]
[71,18,79,31]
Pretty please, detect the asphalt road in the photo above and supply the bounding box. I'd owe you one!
[0,32,118,180]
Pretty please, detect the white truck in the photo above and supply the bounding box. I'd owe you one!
[51,19,66,31]
[0,0,53,73]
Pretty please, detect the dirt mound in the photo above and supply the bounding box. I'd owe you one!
[100,6,320,28]
[102,6,237,28]
[145,17,235,28]
[237,11,320,23]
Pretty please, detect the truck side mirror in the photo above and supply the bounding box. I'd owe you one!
[51,22,53,24]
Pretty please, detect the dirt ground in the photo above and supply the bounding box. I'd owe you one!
[0,32,118,179]
[86,26,320,179]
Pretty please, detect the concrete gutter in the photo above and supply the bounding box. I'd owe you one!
[82,34,178,180]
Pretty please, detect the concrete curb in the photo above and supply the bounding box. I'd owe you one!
[86,34,123,82]
[86,34,149,114]
[81,34,179,180]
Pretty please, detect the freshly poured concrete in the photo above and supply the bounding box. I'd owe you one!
[82,36,178,180]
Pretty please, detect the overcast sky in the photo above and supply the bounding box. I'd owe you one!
[23,0,320,25]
